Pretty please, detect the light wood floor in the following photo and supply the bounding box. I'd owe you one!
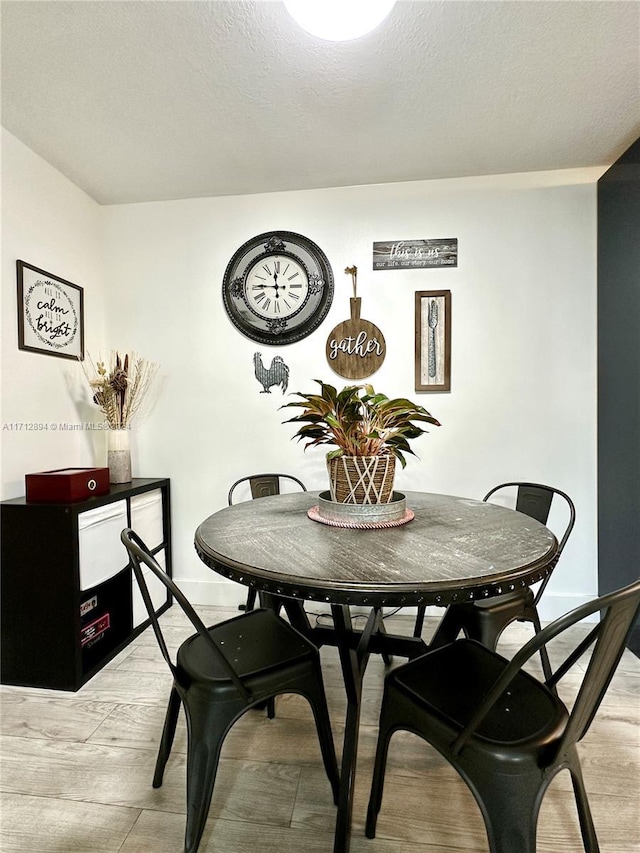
[1,606,639,853]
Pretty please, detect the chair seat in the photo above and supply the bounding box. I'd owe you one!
[391,639,567,748]
[179,608,314,683]
[122,527,339,853]
[412,483,576,682]
[461,586,535,616]
[368,581,640,853]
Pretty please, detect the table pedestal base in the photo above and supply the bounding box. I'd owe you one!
[278,598,428,853]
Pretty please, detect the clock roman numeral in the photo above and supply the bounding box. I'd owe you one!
[264,298,271,311]
[274,260,280,274]
[287,271,300,281]
[254,292,266,303]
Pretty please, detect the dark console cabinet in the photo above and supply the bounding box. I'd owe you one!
[1,477,171,691]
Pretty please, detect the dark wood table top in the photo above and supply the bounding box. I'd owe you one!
[195,491,558,607]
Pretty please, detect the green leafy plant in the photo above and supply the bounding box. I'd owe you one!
[281,380,440,468]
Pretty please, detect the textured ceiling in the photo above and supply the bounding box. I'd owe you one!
[2,0,639,205]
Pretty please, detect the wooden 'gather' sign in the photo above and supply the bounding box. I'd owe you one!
[326,266,386,380]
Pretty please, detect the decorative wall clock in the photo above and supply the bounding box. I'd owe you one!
[222,231,334,345]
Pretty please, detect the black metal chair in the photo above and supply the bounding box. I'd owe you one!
[121,528,339,853]
[414,482,576,680]
[228,473,307,612]
[366,578,640,853]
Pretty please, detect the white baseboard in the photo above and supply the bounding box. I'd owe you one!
[536,593,598,623]
[180,578,248,608]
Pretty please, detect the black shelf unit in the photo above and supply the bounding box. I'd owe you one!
[1,477,171,691]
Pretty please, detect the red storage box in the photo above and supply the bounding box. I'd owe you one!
[25,468,110,503]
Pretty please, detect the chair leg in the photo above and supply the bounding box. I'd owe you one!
[466,768,544,853]
[468,615,506,651]
[153,686,182,788]
[300,668,341,805]
[429,605,466,649]
[373,607,393,665]
[182,698,242,853]
[249,591,278,719]
[259,591,283,614]
[413,605,427,638]
[365,697,395,838]
[569,758,600,852]
[529,607,554,683]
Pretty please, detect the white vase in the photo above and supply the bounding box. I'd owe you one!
[107,428,132,483]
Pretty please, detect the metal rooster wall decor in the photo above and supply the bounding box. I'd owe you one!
[254,352,290,394]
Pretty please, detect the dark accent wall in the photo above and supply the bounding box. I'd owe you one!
[597,137,640,654]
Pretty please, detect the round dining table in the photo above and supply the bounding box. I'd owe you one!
[195,490,558,853]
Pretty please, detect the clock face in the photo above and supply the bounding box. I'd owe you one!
[222,232,334,345]
[245,254,309,320]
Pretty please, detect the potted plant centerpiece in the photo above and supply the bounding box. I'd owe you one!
[282,381,440,506]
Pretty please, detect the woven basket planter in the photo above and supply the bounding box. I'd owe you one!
[327,454,396,504]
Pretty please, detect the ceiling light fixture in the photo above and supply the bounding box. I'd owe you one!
[284,0,395,42]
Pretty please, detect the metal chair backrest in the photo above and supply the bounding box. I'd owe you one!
[483,482,576,602]
[228,473,306,505]
[120,528,250,701]
[484,482,576,553]
[452,578,640,756]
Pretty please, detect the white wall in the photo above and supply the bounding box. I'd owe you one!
[1,130,107,498]
[100,168,599,618]
[0,136,598,619]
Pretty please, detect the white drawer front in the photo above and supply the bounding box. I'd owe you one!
[78,501,128,591]
[130,489,164,551]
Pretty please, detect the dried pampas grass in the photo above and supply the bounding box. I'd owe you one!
[81,351,159,428]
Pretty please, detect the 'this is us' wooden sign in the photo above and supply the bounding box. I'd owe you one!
[373,238,458,270]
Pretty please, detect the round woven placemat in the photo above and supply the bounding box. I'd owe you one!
[307,506,415,529]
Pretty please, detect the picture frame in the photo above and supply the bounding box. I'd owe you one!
[415,290,451,392]
[17,260,84,360]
